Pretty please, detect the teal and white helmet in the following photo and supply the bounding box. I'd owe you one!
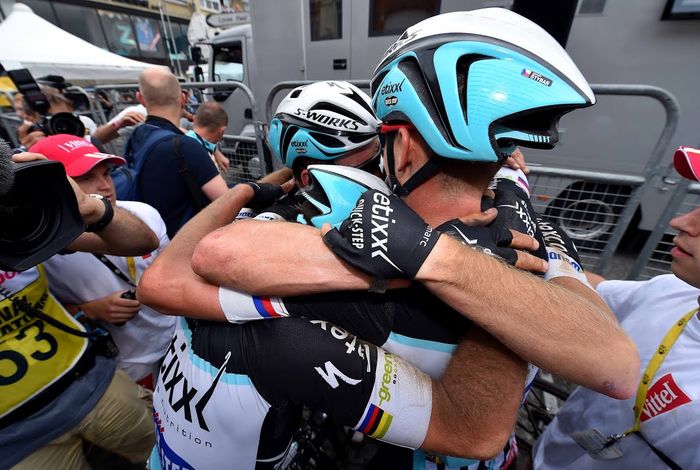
[371,8,595,194]
[268,81,381,169]
[297,164,390,228]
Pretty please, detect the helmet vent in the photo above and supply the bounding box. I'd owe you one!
[371,70,390,97]
[456,54,489,125]
[281,125,300,162]
[397,58,450,143]
[309,102,369,126]
[309,132,345,148]
[289,89,303,98]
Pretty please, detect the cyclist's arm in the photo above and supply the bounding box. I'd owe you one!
[138,183,255,319]
[415,234,639,399]
[244,317,521,460]
[193,220,376,295]
[193,221,638,399]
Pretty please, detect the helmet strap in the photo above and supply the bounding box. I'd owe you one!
[385,132,442,197]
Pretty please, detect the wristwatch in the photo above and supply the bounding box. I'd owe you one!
[84,194,114,232]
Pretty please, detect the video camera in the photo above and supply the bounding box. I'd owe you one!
[0,139,84,272]
[7,68,86,137]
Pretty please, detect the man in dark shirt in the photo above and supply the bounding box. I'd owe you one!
[129,68,227,237]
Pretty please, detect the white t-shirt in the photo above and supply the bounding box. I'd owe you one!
[79,115,97,136]
[533,274,700,469]
[107,104,148,137]
[44,200,175,381]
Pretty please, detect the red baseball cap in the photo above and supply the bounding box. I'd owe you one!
[674,146,700,182]
[29,134,125,177]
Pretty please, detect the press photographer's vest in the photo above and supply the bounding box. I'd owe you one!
[0,265,89,419]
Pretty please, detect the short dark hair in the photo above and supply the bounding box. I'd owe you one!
[195,102,229,131]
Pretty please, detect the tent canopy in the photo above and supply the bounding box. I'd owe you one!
[0,3,167,84]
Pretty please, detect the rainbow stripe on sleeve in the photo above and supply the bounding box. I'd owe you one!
[252,296,287,318]
[357,404,393,439]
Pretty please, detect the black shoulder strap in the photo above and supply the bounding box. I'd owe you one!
[172,136,210,212]
[91,254,137,288]
[0,286,91,338]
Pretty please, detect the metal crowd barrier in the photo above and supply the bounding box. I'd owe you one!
[526,167,645,274]
[94,81,269,179]
[627,181,700,280]
[219,134,265,185]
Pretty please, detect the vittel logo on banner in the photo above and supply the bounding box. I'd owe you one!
[640,373,691,422]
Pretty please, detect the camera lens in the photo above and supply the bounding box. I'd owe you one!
[0,183,58,254]
[48,112,86,137]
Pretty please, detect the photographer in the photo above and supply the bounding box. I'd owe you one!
[0,149,158,469]
[16,85,138,151]
[35,134,175,390]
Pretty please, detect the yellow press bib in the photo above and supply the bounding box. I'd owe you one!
[0,265,89,418]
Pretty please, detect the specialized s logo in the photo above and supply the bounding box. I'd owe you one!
[640,373,691,422]
[384,29,419,57]
[370,193,402,272]
[521,69,553,87]
[315,361,362,388]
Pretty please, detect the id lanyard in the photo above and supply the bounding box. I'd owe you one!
[126,257,138,284]
[603,307,697,454]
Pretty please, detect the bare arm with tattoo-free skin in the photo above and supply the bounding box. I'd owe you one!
[138,183,260,319]
[414,234,638,399]
[192,220,638,399]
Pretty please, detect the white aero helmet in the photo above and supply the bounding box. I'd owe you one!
[297,164,390,228]
[268,81,381,169]
[371,8,595,195]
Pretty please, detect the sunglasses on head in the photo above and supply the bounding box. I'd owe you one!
[378,122,414,147]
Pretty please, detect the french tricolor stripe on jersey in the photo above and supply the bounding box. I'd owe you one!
[357,404,393,439]
[517,176,530,193]
[252,296,288,318]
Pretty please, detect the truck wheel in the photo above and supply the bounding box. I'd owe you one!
[543,181,632,251]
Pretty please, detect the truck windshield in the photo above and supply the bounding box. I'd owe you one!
[213,43,244,82]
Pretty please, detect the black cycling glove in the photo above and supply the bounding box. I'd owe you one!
[437,219,518,266]
[323,190,441,280]
[245,182,285,212]
[491,178,548,262]
[258,192,302,221]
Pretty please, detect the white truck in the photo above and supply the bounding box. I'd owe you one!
[196,0,700,247]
